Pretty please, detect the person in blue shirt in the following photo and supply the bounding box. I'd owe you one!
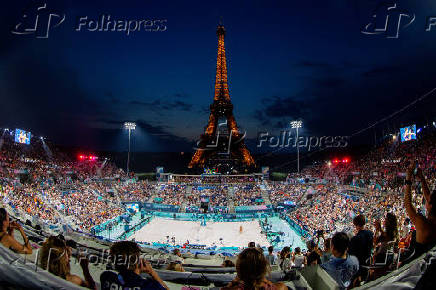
[321,232,359,289]
[100,241,168,290]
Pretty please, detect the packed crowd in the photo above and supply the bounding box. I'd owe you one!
[171,174,260,184]
[288,185,411,238]
[233,185,264,206]
[0,134,126,231]
[1,126,435,237]
[113,181,155,202]
[154,184,187,206]
[300,129,436,192]
[0,125,435,289]
[191,185,228,207]
[267,184,308,205]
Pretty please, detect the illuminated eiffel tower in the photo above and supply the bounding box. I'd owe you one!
[189,24,255,172]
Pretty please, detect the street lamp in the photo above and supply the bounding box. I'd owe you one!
[124,122,136,176]
[290,120,303,173]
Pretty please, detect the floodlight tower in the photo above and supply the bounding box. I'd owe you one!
[124,122,136,176]
[291,120,303,173]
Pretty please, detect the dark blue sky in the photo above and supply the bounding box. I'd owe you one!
[1,0,435,153]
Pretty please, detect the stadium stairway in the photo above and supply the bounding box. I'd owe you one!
[227,187,235,213]
[261,188,272,205]
[180,186,192,213]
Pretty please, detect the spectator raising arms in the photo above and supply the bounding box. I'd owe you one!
[0,208,32,254]
[404,163,436,257]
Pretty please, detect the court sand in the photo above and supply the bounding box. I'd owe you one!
[129,217,270,248]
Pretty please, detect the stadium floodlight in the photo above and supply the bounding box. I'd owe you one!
[290,120,303,129]
[124,122,136,130]
[123,122,136,176]
[290,120,303,173]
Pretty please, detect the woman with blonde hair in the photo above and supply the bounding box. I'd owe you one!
[39,236,95,289]
[223,248,287,290]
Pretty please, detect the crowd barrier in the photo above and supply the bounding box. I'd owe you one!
[283,215,311,240]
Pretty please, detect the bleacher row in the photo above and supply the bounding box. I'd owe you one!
[1,206,436,290]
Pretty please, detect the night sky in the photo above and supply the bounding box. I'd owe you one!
[1,0,436,154]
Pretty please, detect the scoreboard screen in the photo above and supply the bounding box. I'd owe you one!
[126,203,140,213]
[14,129,31,145]
[400,124,416,142]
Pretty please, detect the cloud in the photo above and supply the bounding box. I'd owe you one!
[295,61,334,69]
[129,99,193,112]
[260,96,310,119]
[313,77,345,88]
[295,60,359,72]
[362,66,401,77]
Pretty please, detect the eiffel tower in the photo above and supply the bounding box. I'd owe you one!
[189,24,255,172]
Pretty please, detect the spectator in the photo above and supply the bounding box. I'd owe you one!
[222,259,235,267]
[306,240,321,266]
[321,232,359,289]
[265,246,276,265]
[292,247,306,268]
[321,238,332,264]
[248,241,256,248]
[373,213,399,263]
[279,246,291,271]
[172,248,184,263]
[223,248,287,290]
[166,261,184,272]
[404,165,436,258]
[349,214,373,280]
[100,241,168,290]
[0,208,32,254]
[40,236,95,289]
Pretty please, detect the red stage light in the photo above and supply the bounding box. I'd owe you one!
[88,155,98,161]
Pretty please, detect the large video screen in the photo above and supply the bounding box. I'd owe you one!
[126,203,140,213]
[14,129,31,145]
[400,124,416,142]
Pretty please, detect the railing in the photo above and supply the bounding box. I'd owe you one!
[283,215,311,240]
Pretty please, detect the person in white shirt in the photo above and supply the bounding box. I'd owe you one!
[265,246,276,265]
[292,247,306,268]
